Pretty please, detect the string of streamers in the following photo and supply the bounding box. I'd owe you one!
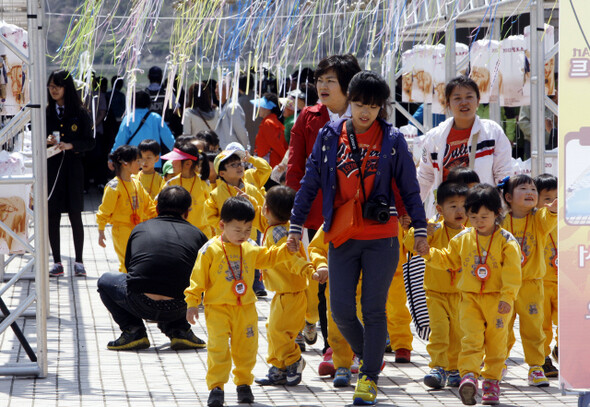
[51,0,545,112]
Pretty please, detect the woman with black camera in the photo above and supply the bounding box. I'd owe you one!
[287,71,428,405]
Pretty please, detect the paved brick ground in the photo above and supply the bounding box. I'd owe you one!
[0,189,578,406]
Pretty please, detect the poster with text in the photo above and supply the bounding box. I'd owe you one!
[559,0,590,391]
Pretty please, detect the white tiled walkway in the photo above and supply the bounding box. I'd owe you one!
[0,189,578,406]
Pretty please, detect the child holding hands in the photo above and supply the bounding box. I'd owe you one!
[421,184,521,405]
[500,174,558,387]
[185,197,321,407]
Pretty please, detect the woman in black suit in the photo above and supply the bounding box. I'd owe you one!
[46,70,94,277]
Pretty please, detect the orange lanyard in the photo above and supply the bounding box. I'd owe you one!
[444,224,464,285]
[119,177,140,225]
[510,213,529,265]
[147,173,156,195]
[475,227,496,294]
[180,175,196,195]
[220,236,246,305]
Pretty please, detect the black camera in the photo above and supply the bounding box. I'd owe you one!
[363,199,390,224]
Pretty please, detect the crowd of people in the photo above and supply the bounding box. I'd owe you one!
[44,53,559,407]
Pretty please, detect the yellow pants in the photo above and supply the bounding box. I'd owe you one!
[326,279,362,369]
[267,291,306,369]
[425,290,462,370]
[386,269,414,351]
[204,303,258,390]
[112,224,134,273]
[543,280,558,357]
[305,279,319,324]
[458,292,512,380]
[506,279,546,367]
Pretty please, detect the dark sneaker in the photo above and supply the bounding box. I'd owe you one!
[395,348,411,363]
[447,370,461,387]
[207,387,224,407]
[543,356,558,377]
[107,329,150,351]
[170,329,206,350]
[255,289,267,297]
[49,263,64,277]
[236,384,254,403]
[255,366,287,385]
[286,357,306,386]
[73,262,87,277]
[295,332,306,352]
[424,366,447,389]
[303,321,317,345]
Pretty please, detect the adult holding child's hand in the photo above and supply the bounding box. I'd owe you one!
[288,71,427,404]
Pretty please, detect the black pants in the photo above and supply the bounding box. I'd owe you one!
[48,211,84,264]
[97,272,189,336]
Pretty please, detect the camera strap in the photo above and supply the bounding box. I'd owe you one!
[345,119,368,203]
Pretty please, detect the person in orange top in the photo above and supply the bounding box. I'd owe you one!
[252,93,287,168]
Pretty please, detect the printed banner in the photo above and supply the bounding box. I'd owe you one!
[559,0,590,391]
[0,22,29,116]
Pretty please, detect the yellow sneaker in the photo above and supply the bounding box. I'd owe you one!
[353,374,378,405]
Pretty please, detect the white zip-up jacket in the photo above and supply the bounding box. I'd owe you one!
[417,115,513,201]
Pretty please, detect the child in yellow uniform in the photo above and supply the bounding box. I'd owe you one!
[404,181,468,389]
[253,186,322,386]
[137,139,164,199]
[185,196,319,407]
[500,174,557,387]
[422,184,521,406]
[205,150,265,238]
[162,140,212,237]
[225,142,272,191]
[534,174,559,377]
[386,216,414,363]
[97,145,156,273]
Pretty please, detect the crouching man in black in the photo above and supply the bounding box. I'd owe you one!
[98,185,208,350]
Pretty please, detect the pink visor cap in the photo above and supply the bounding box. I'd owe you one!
[160,148,198,161]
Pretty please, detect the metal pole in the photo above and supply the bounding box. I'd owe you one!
[529,0,545,176]
[28,0,49,379]
[445,18,456,121]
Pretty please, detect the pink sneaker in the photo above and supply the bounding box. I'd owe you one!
[318,348,336,377]
[481,379,500,405]
[459,373,478,405]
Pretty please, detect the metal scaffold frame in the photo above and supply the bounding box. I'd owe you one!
[394,0,559,177]
[0,0,48,377]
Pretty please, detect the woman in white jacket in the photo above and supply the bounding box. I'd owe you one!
[417,76,512,204]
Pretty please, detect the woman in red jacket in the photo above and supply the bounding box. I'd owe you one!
[252,93,286,168]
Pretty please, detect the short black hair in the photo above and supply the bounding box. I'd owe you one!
[347,71,391,119]
[135,90,151,109]
[138,139,160,156]
[300,82,318,106]
[196,130,220,150]
[265,186,295,223]
[157,186,192,216]
[446,167,481,186]
[445,76,480,104]
[148,66,163,84]
[436,181,469,206]
[220,196,255,222]
[534,173,557,193]
[218,153,241,173]
[175,135,197,148]
[315,54,361,95]
[465,183,502,216]
[239,74,253,93]
[109,145,139,176]
[501,174,535,207]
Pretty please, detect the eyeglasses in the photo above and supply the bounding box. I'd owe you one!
[226,162,244,169]
[47,85,63,91]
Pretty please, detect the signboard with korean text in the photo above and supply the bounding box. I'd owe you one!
[559,0,590,391]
